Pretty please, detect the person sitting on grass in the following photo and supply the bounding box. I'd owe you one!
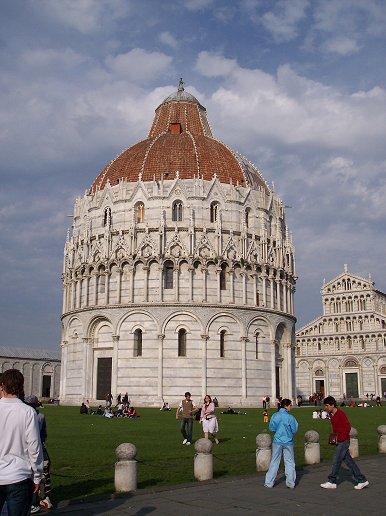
[80,402,88,414]
[104,407,114,418]
[128,407,139,418]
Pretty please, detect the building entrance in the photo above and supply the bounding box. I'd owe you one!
[345,372,359,398]
[315,379,325,398]
[96,357,112,400]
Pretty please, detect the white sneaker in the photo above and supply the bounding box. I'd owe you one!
[320,482,337,489]
[182,439,187,444]
[354,480,369,490]
[186,441,191,445]
[30,506,40,514]
[40,496,53,509]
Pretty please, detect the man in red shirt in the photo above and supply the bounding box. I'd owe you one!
[320,396,369,490]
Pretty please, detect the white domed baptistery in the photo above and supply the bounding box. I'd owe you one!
[60,81,297,407]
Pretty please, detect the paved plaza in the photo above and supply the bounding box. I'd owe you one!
[53,455,386,515]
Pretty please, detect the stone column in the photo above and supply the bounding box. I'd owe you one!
[251,272,257,306]
[269,274,274,309]
[216,268,221,303]
[59,341,68,399]
[84,275,90,307]
[230,269,235,303]
[262,272,267,307]
[158,265,163,302]
[92,271,98,306]
[275,278,281,311]
[157,334,165,399]
[116,268,122,304]
[115,443,137,492]
[304,430,320,464]
[201,334,208,397]
[377,425,386,453]
[241,337,247,399]
[194,439,213,481]
[242,271,247,305]
[202,267,207,302]
[349,427,359,458]
[174,265,179,302]
[112,335,120,398]
[104,271,111,305]
[129,266,134,303]
[143,266,149,302]
[256,433,272,471]
[189,266,194,302]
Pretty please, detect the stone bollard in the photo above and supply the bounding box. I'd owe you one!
[115,443,137,492]
[304,430,320,465]
[377,425,386,453]
[349,427,359,458]
[256,433,272,472]
[194,438,213,481]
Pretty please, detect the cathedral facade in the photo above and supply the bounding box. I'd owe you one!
[60,83,297,407]
[296,266,386,400]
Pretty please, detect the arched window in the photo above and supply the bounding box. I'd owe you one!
[210,201,219,223]
[178,329,187,357]
[220,330,225,357]
[164,261,174,289]
[134,329,142,357]
[135,202,145,223]
[172,200,183,222]
[255,332,259,359]
[103,207,112,227]
[220,263,227,290]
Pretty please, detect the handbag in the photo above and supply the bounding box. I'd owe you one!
[328,432,338,445]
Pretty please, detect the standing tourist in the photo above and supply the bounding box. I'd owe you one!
[320,396,369,490]
[200,395,219,444]
[25,395,53,512]
[264,398,298,489]
[0,369,44,516]
[176,392,197,445]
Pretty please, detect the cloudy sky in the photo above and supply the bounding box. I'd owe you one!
[1,0,385,351]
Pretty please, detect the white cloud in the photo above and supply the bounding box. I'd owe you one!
[195,51,238,77]
[105,48,173,82]
[184,0,215,11]
[158,31,178,49]
[260,0,309,42]
[196,55,386,153]
[39,0,130,33]
[321,36,360,56]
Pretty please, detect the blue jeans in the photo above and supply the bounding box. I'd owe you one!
[180,417,193,442]
[0,479,34,516]
[264,442,296,488]
[328,440,367,484]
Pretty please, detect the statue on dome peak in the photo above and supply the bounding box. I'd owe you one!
[178,77,184,91]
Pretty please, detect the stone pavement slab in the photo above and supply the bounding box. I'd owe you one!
[53,455,386,515]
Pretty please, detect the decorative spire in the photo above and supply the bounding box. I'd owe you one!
[178,77,184,92]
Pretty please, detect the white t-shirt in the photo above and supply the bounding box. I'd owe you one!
[0,397,44,485]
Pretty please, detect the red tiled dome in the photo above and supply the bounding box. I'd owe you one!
[91,83,268,193]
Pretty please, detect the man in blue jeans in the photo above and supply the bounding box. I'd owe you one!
[264,398,298,489]
[176,392,197,445]
[0,369,44,516]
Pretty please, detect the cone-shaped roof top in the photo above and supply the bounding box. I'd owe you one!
[90,80,268,193]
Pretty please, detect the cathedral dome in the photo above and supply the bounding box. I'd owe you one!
[90,81,268,193]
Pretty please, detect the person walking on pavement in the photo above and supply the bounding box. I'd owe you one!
[0,369,44,516]
[176,392,197,445]
[320,396,369,490]
[264,398,298,489]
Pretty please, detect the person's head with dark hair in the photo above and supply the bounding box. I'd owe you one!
[184,392,191,398]
[323,396,337,407]
[280,398,292,409]
[0,369,24,397]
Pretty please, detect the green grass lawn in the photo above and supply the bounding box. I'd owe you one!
[42,405,386,503]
